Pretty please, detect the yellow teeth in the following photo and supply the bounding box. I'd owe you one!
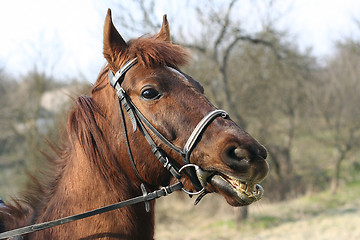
[211,173,265,203]
[227,177,256,196]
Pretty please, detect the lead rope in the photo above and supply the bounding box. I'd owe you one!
[0,182,183,240]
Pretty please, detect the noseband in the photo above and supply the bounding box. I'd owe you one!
[108,58,228,192]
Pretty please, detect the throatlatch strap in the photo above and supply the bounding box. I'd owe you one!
[119,98,149,185]
[109,58,139,131]
[115,82,138,132]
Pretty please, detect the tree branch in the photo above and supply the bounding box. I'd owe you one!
[213,0,238,63]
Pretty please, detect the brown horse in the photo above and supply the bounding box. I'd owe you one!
[0,9,268,239]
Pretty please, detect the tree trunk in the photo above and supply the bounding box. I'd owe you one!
[331,148,346,193]
[235,206,248,224]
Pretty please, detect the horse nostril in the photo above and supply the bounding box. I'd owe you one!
[229,147,248,161]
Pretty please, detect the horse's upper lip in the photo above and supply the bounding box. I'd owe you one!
[204,171,264,206]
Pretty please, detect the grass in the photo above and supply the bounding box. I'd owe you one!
[250,179,360,223]
[155,179,360,239]
[246,216,281,229]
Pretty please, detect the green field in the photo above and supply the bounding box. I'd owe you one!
[155,180,360,239]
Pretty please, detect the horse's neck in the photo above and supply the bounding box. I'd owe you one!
[32,146,155,239]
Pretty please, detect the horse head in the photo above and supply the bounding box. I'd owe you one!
[97,9,269,207]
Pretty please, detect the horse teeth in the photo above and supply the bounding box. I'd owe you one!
[224,174,264,199]
[230,178,247,191]
[239,182,247,191]
[226,175,255,194]
[246,185,255,194]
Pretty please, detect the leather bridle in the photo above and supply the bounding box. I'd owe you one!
[108,57,229,193]
[0,59,229,240]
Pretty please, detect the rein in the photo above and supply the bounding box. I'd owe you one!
[0,183,182,240]
[0,58,228,239]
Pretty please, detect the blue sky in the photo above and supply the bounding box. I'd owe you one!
[1,0,359,82]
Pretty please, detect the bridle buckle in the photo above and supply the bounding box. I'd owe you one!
[162,156,170,169]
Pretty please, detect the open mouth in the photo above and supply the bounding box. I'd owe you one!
[209,173,264,206]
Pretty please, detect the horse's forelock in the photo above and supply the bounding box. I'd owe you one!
[127,37,190,68]
[93,36,190,94]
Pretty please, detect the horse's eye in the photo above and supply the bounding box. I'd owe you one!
[141,88,160,100]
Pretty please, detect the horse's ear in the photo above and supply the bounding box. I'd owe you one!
[155,14,171,42]
[103,9,127,71]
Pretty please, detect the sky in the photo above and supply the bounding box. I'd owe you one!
[0,0,360,82]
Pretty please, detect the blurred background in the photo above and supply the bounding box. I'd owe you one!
[1,0,360,239]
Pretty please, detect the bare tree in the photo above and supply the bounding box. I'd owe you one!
[313,40,360,192]
[113,0,278,127]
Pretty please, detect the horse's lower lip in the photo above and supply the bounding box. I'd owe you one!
[209,173,264,205]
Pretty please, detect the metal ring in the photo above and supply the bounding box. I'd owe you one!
[178,164,205,195]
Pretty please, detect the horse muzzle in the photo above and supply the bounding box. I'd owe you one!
[209,173,264,205]
[195,163,267,206]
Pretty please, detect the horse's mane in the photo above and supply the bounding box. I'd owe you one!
[0,35,190,230]
[0,96,108,229]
